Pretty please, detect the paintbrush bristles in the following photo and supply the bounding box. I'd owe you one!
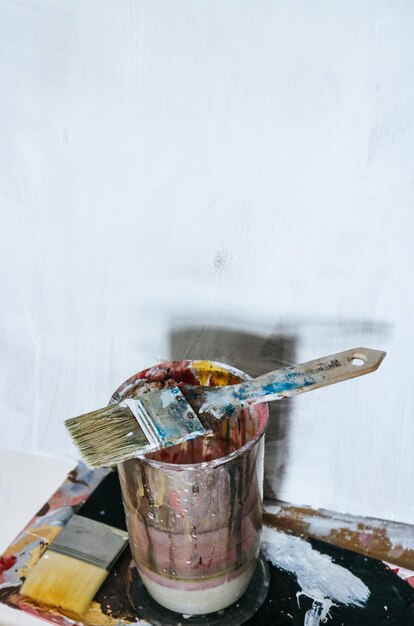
[20,551,107,615]
[65,403,148,468]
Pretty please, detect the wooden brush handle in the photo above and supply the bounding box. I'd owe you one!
[195,348,386,418]
[252,347,386,399]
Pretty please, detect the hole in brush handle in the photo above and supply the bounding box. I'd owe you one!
[349,354,366,367]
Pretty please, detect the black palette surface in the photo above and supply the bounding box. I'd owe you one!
[127,541,414,626]
[247,539,414,626]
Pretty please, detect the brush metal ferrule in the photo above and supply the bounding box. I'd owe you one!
[125,386,206,452]
[49,515,128,570]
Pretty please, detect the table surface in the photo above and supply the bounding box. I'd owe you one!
[1,450,413,626]
[0,450,74,626]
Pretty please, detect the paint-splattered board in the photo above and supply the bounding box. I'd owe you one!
[1,464,413,626]
[263,500,414,572]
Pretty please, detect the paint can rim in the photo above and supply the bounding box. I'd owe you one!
[111,359,269,471]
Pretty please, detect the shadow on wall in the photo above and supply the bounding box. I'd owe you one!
[168,326,297,501]
[168,317,392,502]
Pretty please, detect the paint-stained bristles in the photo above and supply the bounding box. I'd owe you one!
[20,551,108,615]
[65,403,148,468]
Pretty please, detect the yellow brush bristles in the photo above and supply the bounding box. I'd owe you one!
[20,551,108,615]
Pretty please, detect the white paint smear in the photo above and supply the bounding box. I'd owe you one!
[199,388,236,419]
[263,500,282,516]
[301,514,359,538]
[261,527,370,625]
[386,526,414,551]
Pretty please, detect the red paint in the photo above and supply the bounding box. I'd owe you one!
[122,361,196,386]
[138,367,151,379]
[0,555,17,574]
[169,491,184,515]
[358,531,375,549]
[49,489,87,510]
[173,368,198,386]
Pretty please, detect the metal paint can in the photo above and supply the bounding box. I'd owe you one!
[114,360,269,615]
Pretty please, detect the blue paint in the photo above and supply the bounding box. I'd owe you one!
[154,421,169,439]
[222,403,236,416]
[262,380,297,395]
[234,386,254,400]
[261,377,314,395]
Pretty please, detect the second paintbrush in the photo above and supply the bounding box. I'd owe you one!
[65,347,385,468]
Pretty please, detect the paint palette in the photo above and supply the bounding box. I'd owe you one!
[1,463,413,626]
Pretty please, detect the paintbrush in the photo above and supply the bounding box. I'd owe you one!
[20,471,128,616]
[66,385,206,468]
[183,347,386,422]
[65,347,385,468]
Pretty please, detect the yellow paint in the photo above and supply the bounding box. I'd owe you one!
[83,601,134,625]
[191,360,213,386]
[9,524,64,579]
[20,552,107,616]
[137,479,144,498]
[18,543,46,580]
[192,361,241,387]
[31,524,63,542]
[5,524,62,557]
[11,595,134,626]
[152,471,168,508]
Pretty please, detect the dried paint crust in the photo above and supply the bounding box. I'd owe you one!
[263,501,414,572]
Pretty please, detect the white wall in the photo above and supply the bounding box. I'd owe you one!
[1,0,413,523]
